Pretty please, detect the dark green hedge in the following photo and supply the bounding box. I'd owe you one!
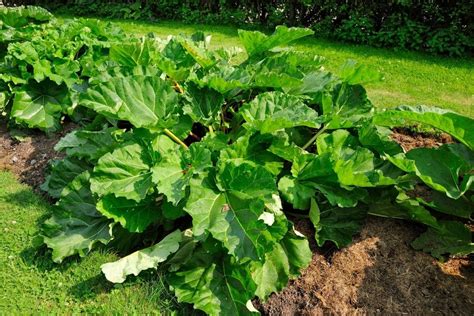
[5,0,473,56]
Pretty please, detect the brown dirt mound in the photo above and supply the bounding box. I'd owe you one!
[391,127,454,152]
[0,123,76,191]
[260,218,474,315]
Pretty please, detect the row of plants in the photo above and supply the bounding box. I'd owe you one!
[1,6,473,315]
[5,0,474,56]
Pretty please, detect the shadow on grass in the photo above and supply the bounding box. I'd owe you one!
[5,187,190,313]
[68,274,114,300]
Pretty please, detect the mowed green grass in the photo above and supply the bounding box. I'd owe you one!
[0,171,176,314]
[108,19,474,117]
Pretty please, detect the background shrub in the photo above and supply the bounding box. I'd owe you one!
[4,0,473,56]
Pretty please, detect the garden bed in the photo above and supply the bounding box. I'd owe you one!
[1,125,472,315]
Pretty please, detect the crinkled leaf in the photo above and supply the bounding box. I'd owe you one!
[220,132,283,176]
[340,59,383,85]
[54,127,122,161]
[183,83,224,126]
[289,71,335,95]
[387,144,473,199]
[253,69,302,92]
[316,130,399,187]
[217,159,277,200]
[101,230,182,283]
[186,162,285,260]
[252,228,312,300]
[168,248,258,316]
[412,221,474,259]
[152,141,212,205]
[96,195,162,233]
[109,40,154,68]
[178,38,216,69]
[239,25,313,57]
[309,199,367,248]
[90,141,154,202]
[278,175,315,210]
[42,171,114,263]
[11,81,70,131]
[321,83,373,129]
[0,6,52,28]
[240,91,321,133]
[41,158,91,199]
[80,75,179,129]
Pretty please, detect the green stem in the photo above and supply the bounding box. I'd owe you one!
[302,125,328,151]
[164,128,188,149]
[208,125,215,136]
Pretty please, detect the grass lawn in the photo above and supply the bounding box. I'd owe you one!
[0,171,176,314]
[106,19,474,117]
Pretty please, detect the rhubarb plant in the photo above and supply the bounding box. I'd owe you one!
[1,7,473,316]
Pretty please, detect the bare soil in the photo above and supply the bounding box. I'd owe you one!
[259,218,474,315]
[0,122,76,192]
[1,123,473,315]
[391,127,454,152]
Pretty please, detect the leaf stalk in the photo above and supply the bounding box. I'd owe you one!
[302,125,328,151]
[164,128,188,149]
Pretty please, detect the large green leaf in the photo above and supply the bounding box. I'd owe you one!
[186,178,280,260]
[178,37,216,69]
[278,175,316,210]
[412,221,474,259]
[0,6,52,28]
[321,83,373,129]
[358,123,402,156]
[309,199,367,248]
[252,228,312,300]
[42,171,114,263]
[238,25,313,57]
[41,158,91,199]
[80,75,179,129]
[240,91,321,133]
[90,141,154,202]
[151,142,212,205]
[339,59,383,85]
[279,172,368,210]
[373,105,474,150]
[168,248,258,316]
[217,159,278,200]
[54,127,122,161]
[101,230,182,283]
[220,132,283,176]
[183,83,224,126]
[96,195,162,233]
[387,144,473,199]
[315,130,400,187]
[11,81,70,131]
[185,161,285,260]
[109,40,154,68]
[258,50,324,77]
[415,189,473,219]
